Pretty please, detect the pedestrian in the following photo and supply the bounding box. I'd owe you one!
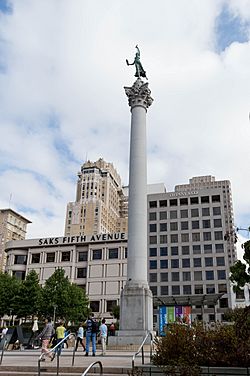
[1,324,8,339]
[75,323,86,351]
[109,322,115,336]
[54,321,66,357]
[85,313,98,356]
[36,317,55,361]
[99,319,107,356]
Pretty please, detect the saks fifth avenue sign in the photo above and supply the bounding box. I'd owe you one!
[38,232,127,246]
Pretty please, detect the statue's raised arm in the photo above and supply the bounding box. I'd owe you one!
[126,45,147,80]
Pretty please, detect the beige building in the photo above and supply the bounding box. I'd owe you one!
[0,208,31,271]
[64,159,128,236]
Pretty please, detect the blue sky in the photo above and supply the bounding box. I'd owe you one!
[0,0,249,257]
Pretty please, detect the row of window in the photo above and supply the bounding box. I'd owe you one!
[150,284,228,300]
[149,206,221,221]
[149,195,221,208]
[149,267,226,282]
[149,219,222,232]
[149,244,224,256]
[150,256,225,269]
[149,231,223,245]
[149,264,226,279]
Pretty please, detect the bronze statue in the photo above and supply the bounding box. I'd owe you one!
[126,45,147,79]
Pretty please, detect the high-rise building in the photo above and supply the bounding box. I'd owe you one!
[64,158,128,236]
[0,208,31,271]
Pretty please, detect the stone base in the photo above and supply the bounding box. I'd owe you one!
[108,331,151,346]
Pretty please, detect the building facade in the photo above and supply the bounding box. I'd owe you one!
[0,208,31,271]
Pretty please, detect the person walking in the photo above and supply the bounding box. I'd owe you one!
[85,314,98,356]
[75,323,86,351]
[36,317,55,361]
[54,321,66,357]
[109,322,115,336]
[99,319,107,356]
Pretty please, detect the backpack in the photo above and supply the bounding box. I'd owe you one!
[91,319,99,334]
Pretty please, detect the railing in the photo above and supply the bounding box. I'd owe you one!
[132,331,154,370]
[81,360,103,376]
[38,332,76,376]
[0,335,8,365]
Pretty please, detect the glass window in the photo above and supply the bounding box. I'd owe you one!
[160,235,167,244]
[77,267,87,278]
[204,244,212,253]
[172,286,180,295]
[160,260,168,269]
[149,236,157,244]
[194,271,203,281]
[14,255,27,265]
[46,252,55,263]
[78,251,88,262]
[150,286,157,295]
[170,234,178,243]
[220,298,228,308]
[149,223,157,232]
[90,301,100,312]
[203,220,211,229]
[183,285,192,295]
[206,271,214,280]
[214,219,222,228]
[236,290,244,299]
[107,300,117,312]
[159,200,167,207]
[192,233,200,242]
[191,208,199,217]
[180,198,188,206]
[171,246,178,256]
[202,207,210,216]
[62,251,70,262]
[170,199,178,207]
[149,248,157,257]
[109,248,118,259]
[195,285,203,294]
[193,245,201,254]
[149,212,157,221]
[215,244,224,252]
[182,246,190,255]
[149,273,157,282]
[124,248,128,258]
[160,247,168,256]
[149,260,157,269]
[13,271,25,280]
[172,272,179,281]
[159,211,167,220]
[181,233,189,242]
[93,249,102,260]
[215,231,223,240]
[205,257,213,267]
[149,201,157,208]
[170,210,177,219]
[217,270,226,279]
[213,207,221,215]
[201,196,209,203]
[190,197,199,204]
[183,271,191,281]
[181,221,189,230]
[161,286,169,295]
[160,223,167,232]
[180,209,188,218]
[203,232,212,241]
[171,259,179,268]
[216,257,225,266]
[194,258,202,267]
[206,285,215,294]
[192,221,199,229]
[31,254,40,264]
[218,284,227,293]
[160,272,168,282]
[170,222,178,231]
[182,259,190,268]
[212,195,220,202]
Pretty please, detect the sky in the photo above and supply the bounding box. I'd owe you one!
[0,0,249,258]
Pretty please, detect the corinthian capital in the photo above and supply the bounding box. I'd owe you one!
[124,78,153,109]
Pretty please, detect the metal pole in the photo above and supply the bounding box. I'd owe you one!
[56,352,59,376]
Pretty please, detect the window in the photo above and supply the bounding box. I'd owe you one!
[205,257,213,267]
[201,196,209,203]
[109,248,118,259]
[149,236,157,244]
[193,245,201,254]
[31,254,40,264]
[195,285,203,294]
[149,201,157,208]
[183,285,191,295]
[180,209,188,218]
[202,207,210,216]
[160,272,168,282]
[191,208,199,217]
[190,197,199,204]
[90,301,100,312]
[181,233,189,242]
[170,234,178,243]
[160,223,167,232]
[149,260,157,269]
[236,290,244,299]
[160,260,168,269]
[181,221,189,230]
[171,247,178,256]
[212,195,220,202]
[149,273,157,282]
[194,271,202,281]
[159,200,167,207]
[149,223,157,232]
[172,286,180,295]
[46,252,55,263]
[62,251,70,262]
[215,244,224,252]
[182,246,190,255]
[216,257,225,266]
[13,271,25,280]
[206,285,215,294]
[180,198,188,206]
[170,199,177,206]
[149,248,157,257]
[214,219,222,228]
[204,244,212,253]
[193,258,202,267]
[218,284,227,293]
[159,211,167,220]
[206,271,214,280]
[192,232,200,242]
[170,210,177,219]
[125,248,128,258]
[93,249,102,260]
[171,259,179,268]
[203,220,211,229]
[107,300,117,312]
[192,221,199,229]
[217,270,226,279]
[209,314,215,322]
[160,235,167,244]
[160,247,168,256]
[182,259,190,268]
[78,251,88,262]
[170,222,178,231]
[161,286,169,295]
[77,268,87,278]
[215,231,223,240]
[213,207,221,215]
[183,271,191,281]
[220,298,228,308]
[172,272,179,281]
[149,212,157,221]
[203,232,212,241]
[14,255,27,265]
[150,286,157,295]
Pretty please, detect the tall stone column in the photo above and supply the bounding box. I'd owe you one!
[113,78,154,345]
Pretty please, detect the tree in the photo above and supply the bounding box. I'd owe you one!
[230,240,250,291]
[0,272,20,318]
[111,305,120,320]
[65,283,89,322]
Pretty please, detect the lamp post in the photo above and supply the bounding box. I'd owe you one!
[9,309,12,326]
[53,304,57,325]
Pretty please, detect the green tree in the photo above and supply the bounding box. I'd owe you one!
[15,270,42,319]
[230,240,250,291]
[0,272,20,317]
[65,283,89,322]
[111,305,120,320]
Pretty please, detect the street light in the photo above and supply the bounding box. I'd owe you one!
[53,304,57,325]
[9,309,12,326]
